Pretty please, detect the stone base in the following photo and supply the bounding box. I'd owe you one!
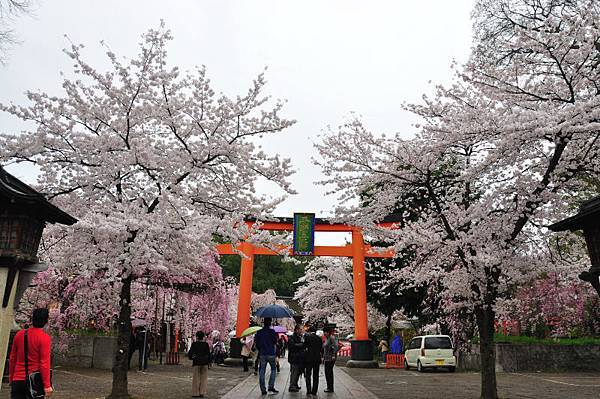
[229,338,242,358]
[346,359,379,368]
[346,339,378,368]
[350,339,374,360]
[224,337,244,367]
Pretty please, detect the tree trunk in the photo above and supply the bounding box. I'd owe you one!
[108,275,132,399]
[385,314,392,343]
[476,305,498,399]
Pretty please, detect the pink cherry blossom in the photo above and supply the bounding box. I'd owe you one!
[1,24,294,397]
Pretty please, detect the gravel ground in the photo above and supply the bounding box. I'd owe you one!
[343,367,600,399]
[1,361,249,399]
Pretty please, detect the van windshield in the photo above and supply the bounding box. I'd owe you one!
[424,337,452,349]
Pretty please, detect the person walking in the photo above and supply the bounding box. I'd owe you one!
[188,331,211,398]
[275,337,281,373]
[390,332,403,355]
[252,339,260,375]
[303,325,323,397]
[322,327,340,393]
[254,317,279,395]
[278,334,287,358]
[212,336,226,365]
[9,308,53,398]
[378,338,390,363]
[287,324,305,392]
[240,336,254,372]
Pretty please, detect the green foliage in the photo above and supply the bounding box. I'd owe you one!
[219,255,308,296]
[365,254,434,339]
[472,334,600,346]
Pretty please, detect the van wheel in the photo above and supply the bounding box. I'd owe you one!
[449,366,456,373]
[417,360,424,372]
[404,358,410,370]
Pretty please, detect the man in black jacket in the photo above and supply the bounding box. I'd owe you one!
[287,324,305,392]
[303,325,323,397]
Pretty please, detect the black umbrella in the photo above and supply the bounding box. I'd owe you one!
[255,304,294,318]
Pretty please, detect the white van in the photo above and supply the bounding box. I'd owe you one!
[404,335,456,372]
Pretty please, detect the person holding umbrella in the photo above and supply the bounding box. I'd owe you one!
[255,317,279,395]
[240,335,254,372]
[238,326,262,374]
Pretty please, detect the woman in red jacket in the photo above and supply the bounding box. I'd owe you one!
[9,308,53,398]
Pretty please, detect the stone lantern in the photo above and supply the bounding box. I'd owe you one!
[549,196,600,297]
[0,167,76,382]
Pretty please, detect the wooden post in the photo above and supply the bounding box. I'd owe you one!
[351,229,369,340]
[236,242,255,337]
[0,266,19,386]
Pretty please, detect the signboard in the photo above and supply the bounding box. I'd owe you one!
[293,213,315,256]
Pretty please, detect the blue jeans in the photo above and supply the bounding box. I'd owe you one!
[259,355,277,392]
[381,351,388,362]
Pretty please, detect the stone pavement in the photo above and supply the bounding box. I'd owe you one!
[223,358,377,399]
[0,362,248,399]
[4,359,599,398]
[344,367,600,399]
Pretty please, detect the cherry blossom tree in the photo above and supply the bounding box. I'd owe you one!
[224,277,240,331]
[295,258,355,330]
[499,272,600,337]
[0,25,294,399]
[295,257,385,333]
[251,288,278,310]
[316,1,600,397]
[18,257,230,350]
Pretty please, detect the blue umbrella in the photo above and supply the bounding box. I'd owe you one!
[255,304,294,318]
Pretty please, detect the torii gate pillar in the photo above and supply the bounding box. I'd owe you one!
[236,242,255,337]
[351,229,368,340]
[347,229,377,368]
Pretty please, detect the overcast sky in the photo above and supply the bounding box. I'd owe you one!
[1,0,475,242]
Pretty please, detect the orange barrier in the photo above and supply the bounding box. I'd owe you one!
[166,351,179,365]
[338,347,352,357]
[385,354,404,369]
[494,319,520,336]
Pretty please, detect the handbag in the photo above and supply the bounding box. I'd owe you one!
[24,329,46,399]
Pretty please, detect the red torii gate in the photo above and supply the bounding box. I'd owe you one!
[216,216,396,367]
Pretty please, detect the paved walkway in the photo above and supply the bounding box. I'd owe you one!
[222,359,377,399]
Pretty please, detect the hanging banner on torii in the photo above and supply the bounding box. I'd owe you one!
[293,213,315,256]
